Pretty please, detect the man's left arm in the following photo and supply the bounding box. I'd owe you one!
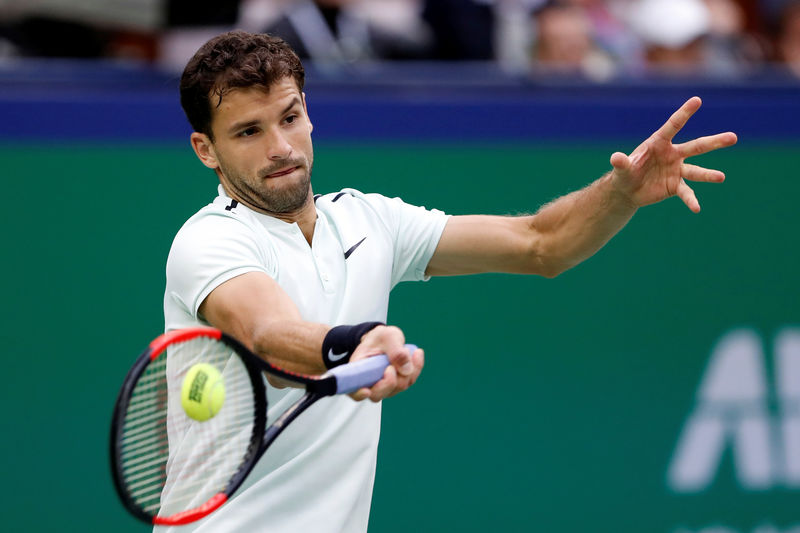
[426,97,738,278]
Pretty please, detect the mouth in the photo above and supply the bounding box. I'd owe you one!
[265,166,299,178]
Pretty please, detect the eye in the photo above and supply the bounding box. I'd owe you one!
[285,114,297,125]
[239,127,259,138]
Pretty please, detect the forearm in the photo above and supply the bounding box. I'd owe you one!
[426,172,637,277]
[200,272,331,376]
[251,320,385,375]
[200,272,405,385]
[529,171,637,276]
[249,319,330,375]
[237,318,418,400]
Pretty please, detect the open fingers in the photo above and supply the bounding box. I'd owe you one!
[677,178,701,213]
[655,96,702,142]
[676,131,738,158]
[682,163,725,183]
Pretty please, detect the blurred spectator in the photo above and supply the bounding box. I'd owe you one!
[263,0,431,64]
[166,0,239,27]
[626,0,767,75]
[562,0,642,72]
[777,0,800,76]
[1,16,108,58]
[0,0,796,81]
[628,0,711,74]
[703,0,766,74]
[422,0,494,60]
[421,0,545,68]
[493,0,543,72]
[159,0,248,71]
[0,34,16,58]
[0,0,162,61]
[530,1,616,79]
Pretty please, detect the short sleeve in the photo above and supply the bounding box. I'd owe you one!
[165,213,276,321]
[355,191,449,287]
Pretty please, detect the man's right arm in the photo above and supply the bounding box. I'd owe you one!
[200,271,329,374]
[199,271,422,401]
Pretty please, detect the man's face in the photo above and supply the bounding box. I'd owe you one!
[200,77,314,215]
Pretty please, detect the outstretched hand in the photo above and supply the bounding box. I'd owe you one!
[609,97,737,213]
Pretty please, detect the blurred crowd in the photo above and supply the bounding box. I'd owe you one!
[1,0,800,79]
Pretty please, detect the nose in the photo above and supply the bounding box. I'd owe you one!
[266,127,292,160]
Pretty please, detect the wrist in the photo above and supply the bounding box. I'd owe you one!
[605,171,639,212]
[321,322,384,369]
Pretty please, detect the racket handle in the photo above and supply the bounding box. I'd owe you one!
[330,344,418,394]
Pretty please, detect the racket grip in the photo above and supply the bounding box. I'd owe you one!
[330,344,418,394]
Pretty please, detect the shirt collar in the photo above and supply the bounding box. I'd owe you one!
[215,184,318,232]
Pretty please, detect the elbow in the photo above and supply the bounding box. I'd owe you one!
[251,326,293,388]
[537,260,570,278]
[521,253,566,278]
[539,264,564,279]
[249,323,273,356]
[523,233,569,278]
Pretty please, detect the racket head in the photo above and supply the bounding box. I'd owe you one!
[109,328,267,525]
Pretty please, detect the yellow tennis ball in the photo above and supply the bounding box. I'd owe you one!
[181,363,225,422]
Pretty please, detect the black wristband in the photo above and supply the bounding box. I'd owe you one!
[321,322,384,369]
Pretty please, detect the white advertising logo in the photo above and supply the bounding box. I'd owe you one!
[668,327,800,492]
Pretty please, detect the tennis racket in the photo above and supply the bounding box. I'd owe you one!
[109,327,416,526]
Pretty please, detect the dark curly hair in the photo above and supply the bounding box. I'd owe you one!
[180,31,305,139]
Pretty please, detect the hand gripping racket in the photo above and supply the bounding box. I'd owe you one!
[109,327,417,526]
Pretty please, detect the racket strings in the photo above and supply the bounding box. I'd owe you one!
[118,337,259,519]
[121,388,254,456]
[122,419,255,482]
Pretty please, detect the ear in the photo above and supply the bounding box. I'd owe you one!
[302,92,313,134]
[190,132,220,170]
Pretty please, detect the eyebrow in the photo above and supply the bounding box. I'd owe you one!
[228,119,259,135]
[280,97,302,117]
[227,97,302,136]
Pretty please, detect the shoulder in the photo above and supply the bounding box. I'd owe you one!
[314,189,405,237]
[314,188,419,218]
[172,202,260,246]
[167,203,271,272]
[315,188,382,206]
[316,188,448,230]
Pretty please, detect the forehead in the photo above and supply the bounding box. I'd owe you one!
[211,77,302,123]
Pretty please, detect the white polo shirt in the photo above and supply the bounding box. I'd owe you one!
[160,185,448,532]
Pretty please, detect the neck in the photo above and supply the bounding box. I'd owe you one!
[238,190,317,245]
[270,197,317,245]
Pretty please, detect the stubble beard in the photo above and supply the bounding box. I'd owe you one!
[220,157,313,214]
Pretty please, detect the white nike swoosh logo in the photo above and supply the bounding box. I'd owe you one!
[328,349,349,362]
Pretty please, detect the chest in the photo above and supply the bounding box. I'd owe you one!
[269,212,393,324]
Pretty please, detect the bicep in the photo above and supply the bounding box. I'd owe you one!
[199,272,329,374]
[200,271,302,346]
[425,215,547,276]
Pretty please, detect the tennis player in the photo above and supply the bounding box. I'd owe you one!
[161,30,736,532]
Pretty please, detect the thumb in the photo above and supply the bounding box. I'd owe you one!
[610,152,631,172]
